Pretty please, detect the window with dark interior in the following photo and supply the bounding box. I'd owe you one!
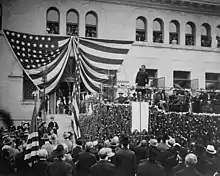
[185,22,196,46]
[216,25,220,48]
[153,18,164,43]
[201,23,211,47]
[169,20,180,44]
[173,71,191,89]
[0,4,2,30]
[66,9,79,36]
[46,7,60,34]
[85,11,97,38]
[136,17,147,42]
[205,73,220,90]
[23,72,37,100]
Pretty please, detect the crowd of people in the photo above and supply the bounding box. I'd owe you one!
[1,103,220,175]
[1,116,220,176]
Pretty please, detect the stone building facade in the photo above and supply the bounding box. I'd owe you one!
[0,0,220,123]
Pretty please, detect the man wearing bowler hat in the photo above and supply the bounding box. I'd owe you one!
[46,144,73,176]
[48,116,59,135]
[114,135,136,176]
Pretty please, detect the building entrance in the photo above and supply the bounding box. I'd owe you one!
[56,81,73,114]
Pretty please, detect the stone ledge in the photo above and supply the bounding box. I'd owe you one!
[21,100,35,105]
[133,41,220,53]
[8,74,23,79]
[95,0,220,16]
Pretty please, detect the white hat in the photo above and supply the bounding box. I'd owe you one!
[93,140,98,146]
[112,136,119,143]
[98,148,115,158]
[85,142,94,150]
[206,145,217,154]
[185,153,198,166]
[149,139,158,147]
[166,137,176,148]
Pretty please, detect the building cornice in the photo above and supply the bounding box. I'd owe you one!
[92,0,220,16]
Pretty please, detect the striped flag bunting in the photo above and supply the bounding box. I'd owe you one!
[3,30,72,94]
[74,37,134,93]
[24,100,39,166]
[3,29,133,96]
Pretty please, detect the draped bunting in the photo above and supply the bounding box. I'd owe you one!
[74,37,134,93]
[4,29,133,95]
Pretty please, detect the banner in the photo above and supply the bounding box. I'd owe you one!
[131,102,149,132]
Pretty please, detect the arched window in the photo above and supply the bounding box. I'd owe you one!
[136,17,147,41]
[169,20,180,44]
[66,9,79,36]
[46,7,60,34]
[216,25,220,48]
[0,4,2,30]
[85,11,97,38]
[153,18,164,43]
[201,23,211,47]
[185,22,196,46]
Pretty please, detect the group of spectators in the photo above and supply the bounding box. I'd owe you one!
[1,105,220,175]
[114,87,220,114]
[1,123,220,176]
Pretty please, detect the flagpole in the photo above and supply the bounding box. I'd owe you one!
[76,37,81,111]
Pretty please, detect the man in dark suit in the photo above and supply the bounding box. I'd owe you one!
[175,153,204,176]
[48,116,59,135]
[116,92,127,104]
[137,147,165,176]
[154,89,169,111]
[71,139,84,163]
[46,144,73,176]
[134,140,149,165]
[135,65,149,97]
[114,135,136,176]
[76,142,97,176]
[90,148,116,176]
[33,149,50,176]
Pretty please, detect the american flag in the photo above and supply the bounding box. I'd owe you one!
[24,96,39,166]
[3,30,72,94]
[71,52,81,139]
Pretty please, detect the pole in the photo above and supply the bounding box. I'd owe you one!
[43,75,46,122]
[139,92,142,140]
[41,74,47,122]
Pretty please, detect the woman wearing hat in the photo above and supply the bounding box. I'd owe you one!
[63,132,73,153]
[41,133,54,159]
